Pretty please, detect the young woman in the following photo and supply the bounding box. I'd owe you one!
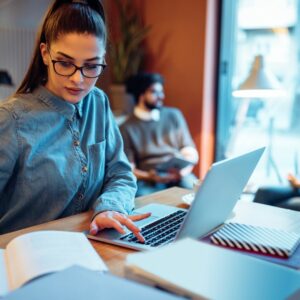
[0,0,149,240]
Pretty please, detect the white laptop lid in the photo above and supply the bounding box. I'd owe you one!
[176,147,265,240]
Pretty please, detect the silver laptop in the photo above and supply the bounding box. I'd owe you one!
[88,147,265,251]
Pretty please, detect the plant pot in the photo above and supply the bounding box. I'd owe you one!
[109,84,135,116]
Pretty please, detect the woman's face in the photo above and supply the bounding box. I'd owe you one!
[40,33,105,104]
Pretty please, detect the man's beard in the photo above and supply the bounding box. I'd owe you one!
[145,100,163,110]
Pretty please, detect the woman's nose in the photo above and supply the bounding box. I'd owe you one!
[69,69,84,83]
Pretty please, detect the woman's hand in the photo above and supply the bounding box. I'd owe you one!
[89,211,151,243]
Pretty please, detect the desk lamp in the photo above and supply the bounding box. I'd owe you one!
[232,55,284,98]
[231,55,285,183]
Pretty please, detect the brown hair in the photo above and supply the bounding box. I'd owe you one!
[16,0,106,94]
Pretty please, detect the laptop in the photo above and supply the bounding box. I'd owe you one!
[88,147,265,251]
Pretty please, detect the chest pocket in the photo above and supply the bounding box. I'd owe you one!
[88,140,106,185]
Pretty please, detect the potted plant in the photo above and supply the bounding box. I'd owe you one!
[108,0,151,115]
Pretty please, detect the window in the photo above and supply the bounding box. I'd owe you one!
[217,0,300,191]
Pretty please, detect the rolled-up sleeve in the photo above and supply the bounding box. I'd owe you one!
[92,98,137,216]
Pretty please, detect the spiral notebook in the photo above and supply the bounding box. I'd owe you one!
[210,223,300,258]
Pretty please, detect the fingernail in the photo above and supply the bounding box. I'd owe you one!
[90,224,98,235]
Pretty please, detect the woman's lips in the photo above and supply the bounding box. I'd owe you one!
[65,87,84,95]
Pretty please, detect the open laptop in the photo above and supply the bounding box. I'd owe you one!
[88,147,265,251]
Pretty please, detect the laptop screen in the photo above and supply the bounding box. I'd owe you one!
[177,147,265,239]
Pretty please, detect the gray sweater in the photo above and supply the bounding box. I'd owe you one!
[120,107,195,171]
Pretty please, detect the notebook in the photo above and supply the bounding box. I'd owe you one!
[210,222,300,257]
[88,147,265,251]
[125,238,300,300]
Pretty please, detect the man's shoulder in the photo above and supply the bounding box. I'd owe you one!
[120,114,139,130]
[161,106,184,119]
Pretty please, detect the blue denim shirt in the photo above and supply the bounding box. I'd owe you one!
[0,86,136,233]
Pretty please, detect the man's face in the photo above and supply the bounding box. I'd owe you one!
[142,83,165,110]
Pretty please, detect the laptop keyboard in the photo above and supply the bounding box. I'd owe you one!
[120,210,187,247]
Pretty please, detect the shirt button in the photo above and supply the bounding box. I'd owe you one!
[82,166,88,173]
[78,193,84,200]
[74,140,80,146]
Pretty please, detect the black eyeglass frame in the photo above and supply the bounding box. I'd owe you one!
[47,49,107,78]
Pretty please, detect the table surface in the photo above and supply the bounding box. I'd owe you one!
[1,187,300,277]
[0,187,190,276]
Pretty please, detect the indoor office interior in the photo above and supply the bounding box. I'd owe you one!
[1,0,300,208]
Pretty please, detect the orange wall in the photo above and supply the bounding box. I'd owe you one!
[105,0,219,178]
[142,0,218,177]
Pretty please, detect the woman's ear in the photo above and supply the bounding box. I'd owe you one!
[40,43,49,66]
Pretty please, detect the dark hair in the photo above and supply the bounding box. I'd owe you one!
[16,0,106,94]
[126,72,164,104]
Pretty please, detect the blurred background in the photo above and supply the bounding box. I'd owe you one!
[1,0,300,197]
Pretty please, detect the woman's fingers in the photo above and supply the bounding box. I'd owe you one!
[90,212,126,235]
[118,213,151,242]
[89,211,152,243]
[89,220,99,235]
[117,215,145,242]
[128,212,152,221]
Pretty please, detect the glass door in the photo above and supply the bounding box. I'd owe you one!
[217,0,300,191]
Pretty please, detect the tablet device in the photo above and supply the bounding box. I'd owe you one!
[156,156,195,172]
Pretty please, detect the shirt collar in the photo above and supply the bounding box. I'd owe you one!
[34,86,82,121]
[134,106,160,121]
[75,101,83,118]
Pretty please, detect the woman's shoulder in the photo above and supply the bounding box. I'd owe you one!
[86,87,110,108]
[0,93,31,115]
[89,86,107,100]
[83,87,122,128]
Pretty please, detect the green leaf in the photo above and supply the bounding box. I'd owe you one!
[109,0,151,83]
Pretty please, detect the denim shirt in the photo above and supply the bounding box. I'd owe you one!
[0,86,136,234]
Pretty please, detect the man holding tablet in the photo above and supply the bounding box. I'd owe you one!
[120,73,198,196]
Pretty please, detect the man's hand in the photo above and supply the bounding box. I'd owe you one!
[149,169,179,183]
[89,211,151,243]
[287,173,300,188]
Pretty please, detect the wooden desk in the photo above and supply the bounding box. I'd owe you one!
[0,187,190,277]
[1,187,300,276]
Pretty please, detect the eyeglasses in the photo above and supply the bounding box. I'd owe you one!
[48,49,107,78]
